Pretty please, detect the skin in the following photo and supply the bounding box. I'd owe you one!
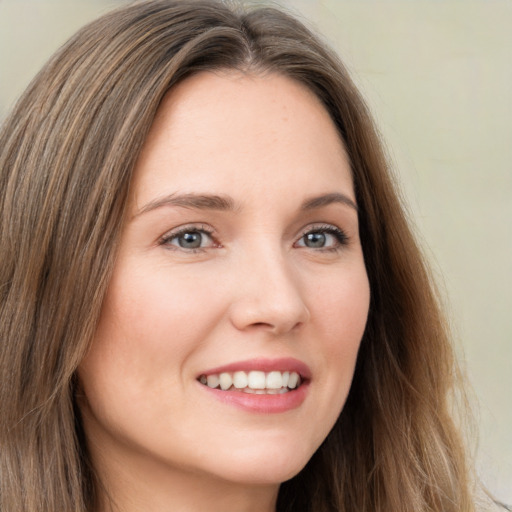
[78,71,370,512]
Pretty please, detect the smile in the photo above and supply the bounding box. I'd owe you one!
[196,358,311,412]
[198,370,302,394]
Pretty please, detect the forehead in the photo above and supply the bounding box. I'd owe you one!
[131,71,354,209]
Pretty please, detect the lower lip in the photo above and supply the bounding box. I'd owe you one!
[199,383,309,413]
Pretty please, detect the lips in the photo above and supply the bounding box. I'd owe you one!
[196,358,310,413]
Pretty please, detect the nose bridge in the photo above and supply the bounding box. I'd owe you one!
[229,238,310,334]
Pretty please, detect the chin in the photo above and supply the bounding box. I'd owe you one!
[199,438,315,486]
[217,461,307,487]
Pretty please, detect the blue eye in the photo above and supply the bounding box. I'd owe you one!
[162,227,215,251]
[296,226,347,250]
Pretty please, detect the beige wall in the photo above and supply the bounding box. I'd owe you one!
[289,2,512,501]
[1,0,510,503]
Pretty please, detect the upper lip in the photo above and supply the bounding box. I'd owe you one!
[198,357,312,380]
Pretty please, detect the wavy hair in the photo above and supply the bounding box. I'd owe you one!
[0,1,475,510]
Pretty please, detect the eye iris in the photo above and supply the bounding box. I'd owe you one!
[305,232,326,248]
[179,232,202,249]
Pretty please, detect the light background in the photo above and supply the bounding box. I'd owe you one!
[1,0,510,504]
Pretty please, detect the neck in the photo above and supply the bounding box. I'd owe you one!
[91,445,279,512]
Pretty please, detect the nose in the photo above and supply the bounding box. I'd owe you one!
[228,248,310,336]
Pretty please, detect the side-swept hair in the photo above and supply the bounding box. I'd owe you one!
[0,1,474,510]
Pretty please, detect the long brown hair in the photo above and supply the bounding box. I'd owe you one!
[0,1,475,510]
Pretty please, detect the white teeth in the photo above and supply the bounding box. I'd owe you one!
[233,371,248,389]
[248,371,266,389]
[206,374,219,388]
[200,370,303,392]
[219,373,232,390]
[288,372,299,389]
[266,371,283,389]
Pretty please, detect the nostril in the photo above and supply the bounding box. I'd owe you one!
[247,320,303,333]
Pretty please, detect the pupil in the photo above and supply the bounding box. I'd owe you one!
[179,232,202,248]
[305,232,326,248]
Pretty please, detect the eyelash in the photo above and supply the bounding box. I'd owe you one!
[295,224,349,252]
[159,224,217,253]
[159,223,349,253]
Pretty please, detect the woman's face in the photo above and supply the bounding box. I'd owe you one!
[78,72,370,491]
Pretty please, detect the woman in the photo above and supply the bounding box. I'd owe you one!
[0,1,501,511]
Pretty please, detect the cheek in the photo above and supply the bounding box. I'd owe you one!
[98,261,223,366]
[78,262,224,421]
[306,265,369,431]
[313,264,370,350]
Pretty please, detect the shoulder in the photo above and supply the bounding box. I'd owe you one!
[473,487,510,512]
[477,497,511,511]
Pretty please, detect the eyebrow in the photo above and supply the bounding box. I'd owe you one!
[134,191,357,218]
[301,192,358,212]
[134,193,237,218]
